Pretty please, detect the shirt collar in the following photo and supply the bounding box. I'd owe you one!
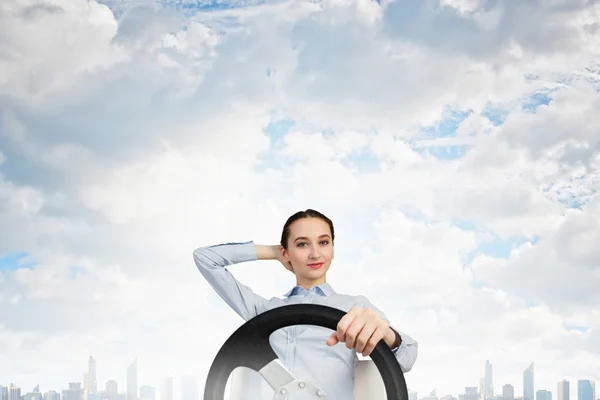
[283,283,335,297]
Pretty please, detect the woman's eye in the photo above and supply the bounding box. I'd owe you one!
[296,240,329,247]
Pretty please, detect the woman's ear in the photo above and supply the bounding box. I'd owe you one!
[280,246,294,273]
[280,245,287,260]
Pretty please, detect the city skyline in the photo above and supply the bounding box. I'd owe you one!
[1,357,197,400]
[1,358,597,400]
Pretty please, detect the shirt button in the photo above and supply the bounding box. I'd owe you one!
[288,337,294,343]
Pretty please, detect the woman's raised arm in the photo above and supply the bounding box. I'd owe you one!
[193,241,280,321]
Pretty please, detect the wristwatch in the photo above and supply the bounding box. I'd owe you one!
[391,327,402,350]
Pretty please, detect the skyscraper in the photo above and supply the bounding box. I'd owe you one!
[106,380,118,400]
[127,359,138,400]
[480,360,494,399]
[8,385,21,400]
[88,357,98,395]
[524,363,535,400]
[577,380,595,400]
[558,380,570,400]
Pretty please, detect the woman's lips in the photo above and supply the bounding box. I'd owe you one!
[308,263,324,269]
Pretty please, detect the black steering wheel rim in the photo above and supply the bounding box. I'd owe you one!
[203,304,409,400]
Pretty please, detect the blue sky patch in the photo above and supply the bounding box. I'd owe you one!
[264,117,295,144]
[257,117,295,171]
[542,178,595,209]
[161,0,268,12]
[426,145,472,160]
[481,104,509,126]
[396,206,428,223]
[563,324,589,333]
[419,108,472,139]
[342,148,380,173]
[410,108,474,160]
[98,0,272,21]
[451,219,479,232]
[411,143,472,161]
[522,92,552,113]
[0,252,34,272]
[69,265,87,278]
[463,232,538,265]
[476,235,529,259]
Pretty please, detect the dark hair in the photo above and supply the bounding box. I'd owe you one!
[280,209,335,249]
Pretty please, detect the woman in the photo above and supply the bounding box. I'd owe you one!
[193,209,418,399]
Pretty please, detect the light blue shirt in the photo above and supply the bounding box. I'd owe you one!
[193,241,418,400]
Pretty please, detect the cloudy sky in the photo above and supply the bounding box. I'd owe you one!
[1,0,599,398]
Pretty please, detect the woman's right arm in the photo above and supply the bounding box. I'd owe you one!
[192,241,281,321]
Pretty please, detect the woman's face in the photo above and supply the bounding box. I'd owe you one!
[281,217,334,288]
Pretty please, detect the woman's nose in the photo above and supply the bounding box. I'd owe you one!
[309,245,320,259]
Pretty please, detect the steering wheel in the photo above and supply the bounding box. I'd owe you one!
[203,304,409,400]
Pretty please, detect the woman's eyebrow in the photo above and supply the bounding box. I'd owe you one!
[294,234,331,242]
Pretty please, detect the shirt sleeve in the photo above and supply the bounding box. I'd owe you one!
[357,296,419,373]
[192,241,269,322]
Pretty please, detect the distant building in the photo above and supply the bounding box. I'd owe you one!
[559,381,570,400]
[105,380,118,400]
[62,383,83,400]
[88,357,98,395]
[460,387,480,400]
[536,389,552,400]
[43,391,60,400]
[578,380,595,400]
[139,386,155,400]
[127,359,138,400]
[421,390,438,400]
[8,385,21,400]
[480,361,494,400]
[22,385,43,400]
[503,384,515,400]
[524,363,535,400]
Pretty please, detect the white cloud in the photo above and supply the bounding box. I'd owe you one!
[0,0,599,399]
[472,196,600,313]
[0,0,124,103]
[0,180,44,219]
